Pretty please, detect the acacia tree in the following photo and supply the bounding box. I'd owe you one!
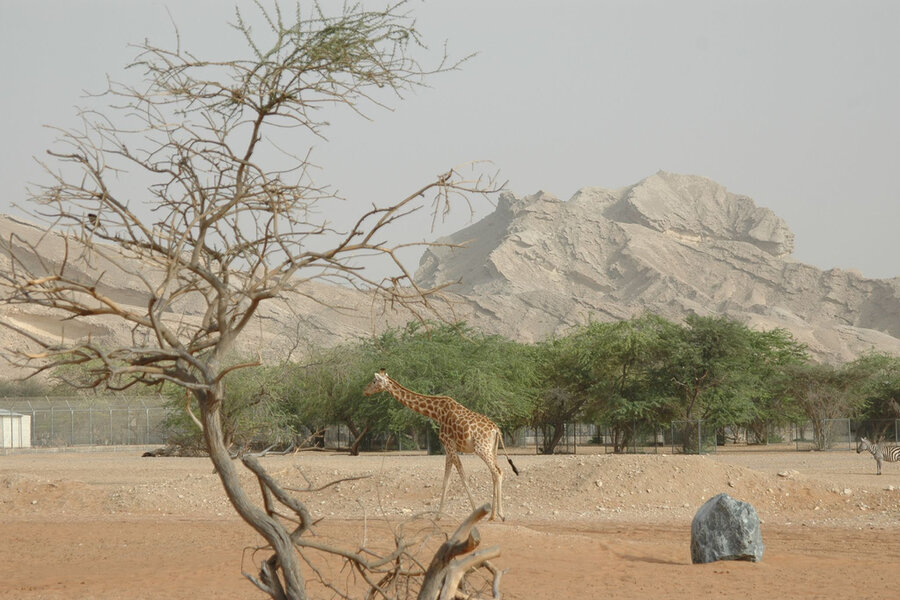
[738,327,807,444]
[531,315,676,454]
[782,362,867,450]
[580,315,676,453]
[847,352,900,440]
[283,342,382,455]
[287,321,536,455]
[0,4,501,598]
[532,328,604,455]
[366,321,536,430]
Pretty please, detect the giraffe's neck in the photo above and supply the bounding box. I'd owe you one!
[385,378,447,422]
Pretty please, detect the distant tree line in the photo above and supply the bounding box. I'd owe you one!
[20,315,900,455]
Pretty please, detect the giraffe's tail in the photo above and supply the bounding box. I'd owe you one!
[498,431,520,476]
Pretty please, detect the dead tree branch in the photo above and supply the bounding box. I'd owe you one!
[0,3,504,599]
[419,504,501,600]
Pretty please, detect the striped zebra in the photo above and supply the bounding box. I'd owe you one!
[857,437,900,475]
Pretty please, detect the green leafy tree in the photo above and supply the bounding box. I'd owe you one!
[286,322,537,454]
[163,361,296,452]
[845,352,900,440]
[534,313,808,453]
[535,314,676,454]
[658,315,751,422]
[782,361,868,450]
[643,315,807,451]
[739,327,808,443]
[645,315,747,451]
[364,322,536,434]
[531,334,594,454]
[283,343,385,454]
[594,315,680,451]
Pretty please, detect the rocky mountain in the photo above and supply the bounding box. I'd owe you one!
[1,171,898,371]
[416,171,900,362]
[0,214,411,370]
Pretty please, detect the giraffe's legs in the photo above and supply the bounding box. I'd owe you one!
[453,453,477,509]
[437,450,476,519]
[437,452,453,519]
[486,461,503,521]
[477,434,504,521]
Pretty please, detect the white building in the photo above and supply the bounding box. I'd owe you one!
[0,409,32,449]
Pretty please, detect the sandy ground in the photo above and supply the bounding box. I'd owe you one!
[2,446,900,599]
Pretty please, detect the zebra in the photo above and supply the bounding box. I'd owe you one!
[857,437,900,475]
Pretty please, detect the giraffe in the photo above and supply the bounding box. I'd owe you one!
[363,369,519,521]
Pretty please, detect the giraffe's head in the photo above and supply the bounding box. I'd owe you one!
[363,369,390,396]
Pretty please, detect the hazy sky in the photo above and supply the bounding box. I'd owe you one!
[2,1,899,278]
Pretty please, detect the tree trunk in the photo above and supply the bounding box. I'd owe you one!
[200,393,307,599]
[613,424,634,453]
[748,420,767,444]
[540,423,566,454]
[812,417,827,451]
[347,424,369,456]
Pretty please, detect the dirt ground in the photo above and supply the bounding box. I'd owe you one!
[2,446,899,599]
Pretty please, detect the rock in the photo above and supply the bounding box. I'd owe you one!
[690,493,764,564]
[4,170,900,369]
[414,172,900,362]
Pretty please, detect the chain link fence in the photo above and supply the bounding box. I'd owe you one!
[4,401,900,456]
[0,395,170,449]
[510,419,900,455]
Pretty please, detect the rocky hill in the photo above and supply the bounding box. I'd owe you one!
[0,214,412,369]
[416,171,900,362]
[1,171,898,369]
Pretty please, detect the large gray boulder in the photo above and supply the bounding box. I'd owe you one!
[690,493,764,564]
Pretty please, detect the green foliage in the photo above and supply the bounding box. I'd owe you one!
[658,314,756,422]
[647,315,808,426]
[0,378,53,397]
[846,352,900,421]
[162,361,295,450]
[779,360,868,449]
[280,342,383,451]
[281,321,537,452]
[738,326,809,432]
[366,321,537,426]
[531,313,811,452]
[532,314,677,452]
[146,312,895,454]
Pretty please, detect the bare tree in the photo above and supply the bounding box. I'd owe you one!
[784,362,866,451]
[0,3,501,598]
